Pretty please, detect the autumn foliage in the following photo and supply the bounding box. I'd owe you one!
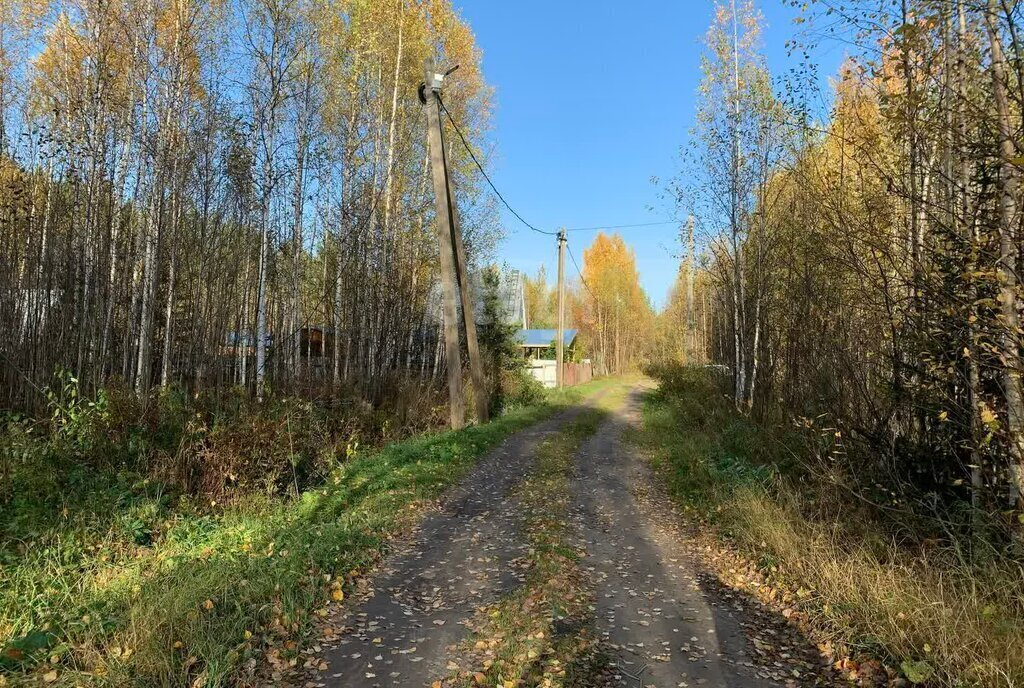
[574,232,655,375]
[678,0,1024,535]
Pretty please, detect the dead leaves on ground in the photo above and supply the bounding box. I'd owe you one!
[690,536,909,686]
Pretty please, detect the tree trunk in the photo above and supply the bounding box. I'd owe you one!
[290,66,312,383]
[985,0,1024,505]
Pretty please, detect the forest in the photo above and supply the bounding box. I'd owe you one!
[0,0,495,412]
[662,0,1024,536]
[3,0,1024,685]
[647,0,1024,682]
[0,1,659,684]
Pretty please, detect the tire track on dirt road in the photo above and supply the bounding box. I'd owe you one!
[285,389,612,688]
[568,385,827,688]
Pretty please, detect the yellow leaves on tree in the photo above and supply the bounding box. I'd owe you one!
[0,0,49,98]
[524,265,556,328]
[576,232,654,374]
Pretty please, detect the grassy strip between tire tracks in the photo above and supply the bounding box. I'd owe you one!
[448,384,633,688]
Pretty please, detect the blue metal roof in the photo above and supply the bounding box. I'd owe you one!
[515,329,578,347]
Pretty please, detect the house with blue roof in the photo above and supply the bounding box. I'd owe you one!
[515,328,579,360]
[515,328,589,387]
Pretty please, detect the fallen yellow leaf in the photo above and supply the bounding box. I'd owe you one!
[43,670,58,683]
[331,589,344,602]
[203,599,214,610]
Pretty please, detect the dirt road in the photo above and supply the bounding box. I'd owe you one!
[569,386,777,687]
[289,382,830,687]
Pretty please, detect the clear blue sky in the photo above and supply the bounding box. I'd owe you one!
[453,1,845,308]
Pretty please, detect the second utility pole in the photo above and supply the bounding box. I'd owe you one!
[556,229,566,389]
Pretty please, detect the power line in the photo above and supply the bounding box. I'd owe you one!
[436,94,557,237]
[565,220,678,232]
[437,94,678,238]
[566,241,597,302]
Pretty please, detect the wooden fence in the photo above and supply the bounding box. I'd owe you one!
[525,360,593,388]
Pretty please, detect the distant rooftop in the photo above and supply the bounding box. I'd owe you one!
[516,329,578,348]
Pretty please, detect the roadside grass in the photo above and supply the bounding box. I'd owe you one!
[637,365,1024,688]
[453,385,631,688]
[0,379,615,687]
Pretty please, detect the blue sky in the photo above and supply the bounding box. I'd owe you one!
[453,1,846,308]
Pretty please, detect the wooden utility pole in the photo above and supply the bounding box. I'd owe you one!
[556,229,567,388]
[449,192,489,422]
[519,271,528,329]
[422,63,465,429]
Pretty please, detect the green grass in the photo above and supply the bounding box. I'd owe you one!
[0,379,615,687]
[631,368,775,517]
[637,364,1024,688]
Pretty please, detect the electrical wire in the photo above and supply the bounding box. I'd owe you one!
[436,94,558,236]
[566,241,598,302]
[437,95,677,237]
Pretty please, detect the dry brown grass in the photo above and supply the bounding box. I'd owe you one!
[730,489,1024,687]
[640,363,1024,688]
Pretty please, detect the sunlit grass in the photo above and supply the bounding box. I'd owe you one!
[0,378,615,687]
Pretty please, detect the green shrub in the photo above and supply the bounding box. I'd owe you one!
[0,377,606,686]
[499,367,546,412]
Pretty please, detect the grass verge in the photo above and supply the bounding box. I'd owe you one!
[637,365,1024,688]
[0,379,616,687]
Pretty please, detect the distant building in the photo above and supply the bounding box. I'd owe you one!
[222,327,334,358]
[515,328,591,388]
[515,328,578,359]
